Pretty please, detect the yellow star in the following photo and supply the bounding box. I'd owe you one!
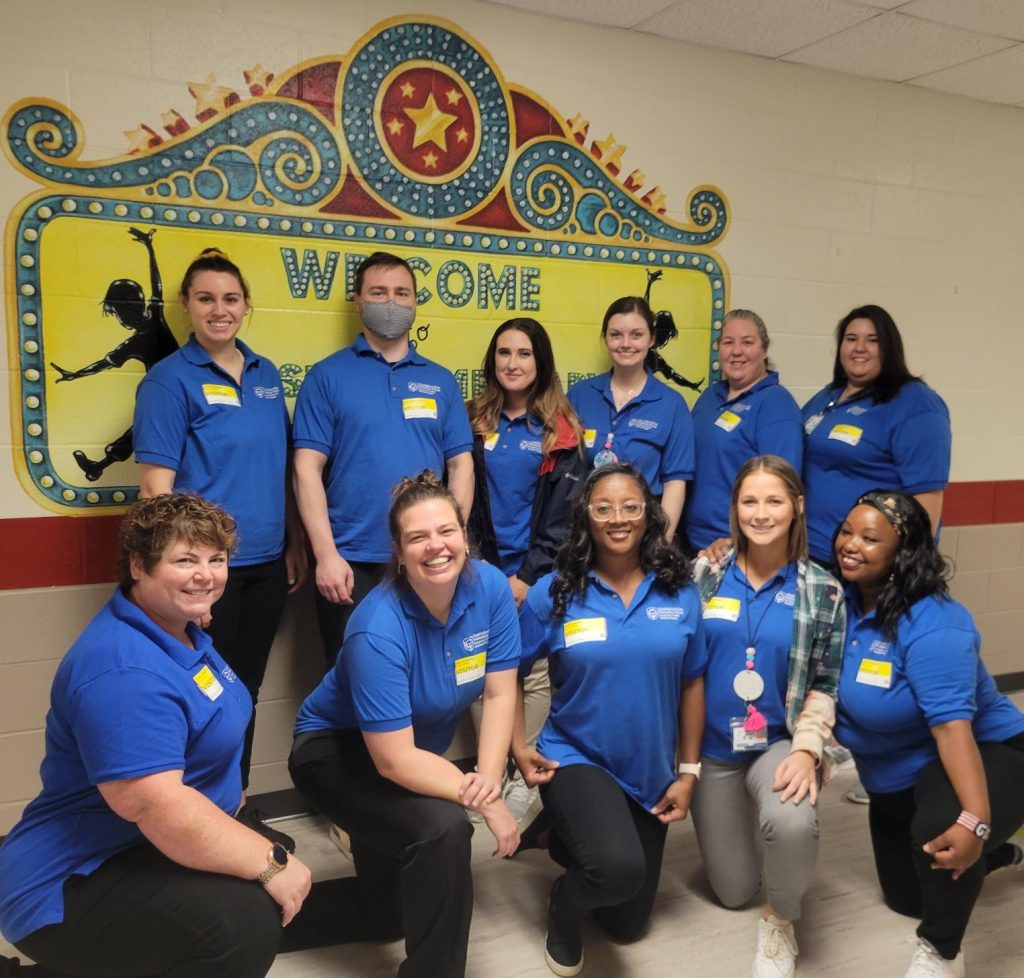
[626,168,646,188]
[445,87,464,106]
[594,132,626,169]
[400,81,416,99]
[244,64,273,91]
[423,150,439,169]
[403,92,458,151]
[567,113,589,139]
[124,125,153,153]
[188,73,237,117]
[387,118,405,136]
[455,126,469,144]
[644,187,667,211]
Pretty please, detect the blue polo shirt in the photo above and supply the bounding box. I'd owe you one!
[0,589,251,944]
[293,335,473,562]
[685,373,803,550]
[481,412,545,574]
[295,560,520,754]
[567,371,694,493]
[834,592,1024,794]
[801,381,951,563]
[519,571,707,810]
[133,335,289,566]
[701,561,796,761]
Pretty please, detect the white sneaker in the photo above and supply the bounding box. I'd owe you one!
[903,938,965,978]
[752,914,798,978]
[503,775,540,823]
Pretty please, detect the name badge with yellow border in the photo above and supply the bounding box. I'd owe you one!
[483,432,499,451]
[202,384,240,407]
[583,428,597,449]
[563,617,607,648]
[193,664,224,701]
[828,423,863,446]
[403,397,438,420]
[715,410,741,432]
[455,651,486,685]
[856,658,892,689]
[704,596,741,621]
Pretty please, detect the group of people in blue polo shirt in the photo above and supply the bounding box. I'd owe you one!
[1,248,1023,978]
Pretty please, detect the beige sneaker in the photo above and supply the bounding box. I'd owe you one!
[752,914,798,978]
[903,938,965,978]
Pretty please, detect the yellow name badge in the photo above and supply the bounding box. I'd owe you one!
[402,397,438,419]
[828,423,863,446]
[704,596,741,621]
[202,384,240,407]
[856,658,893,689]
[563,617,607,648]
[192,664,224,701]
[715,410,742,432]
[454,651,486,685]
[483,432,499,451]
[583,428,597,448]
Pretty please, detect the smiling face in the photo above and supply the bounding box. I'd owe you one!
[494,328,537,399]
[587,472,648,565]
[735,469,801,556]
[839,317,882,389]
[720,316,768,392]
[181,270,249,351]
[130,537,228,639]
[834,504,900,592]
[397,497,468,597]
[604,311,655,370]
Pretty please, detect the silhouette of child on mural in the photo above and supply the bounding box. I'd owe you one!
[49,226,178,482]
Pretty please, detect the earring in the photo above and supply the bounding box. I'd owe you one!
[397,562,405,576]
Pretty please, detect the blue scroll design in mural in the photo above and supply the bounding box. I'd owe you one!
[342,20,511,218]
[509,140,727,247]
[5,100,343,208]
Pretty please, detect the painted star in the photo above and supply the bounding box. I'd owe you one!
[423,150,439,169]
[455,126,469,144]
[594,132,626,169]
[188,73,237,118]
[445,87,464,106]
[400,81,416,99]
[387,118,405,136]
[244,64,274,94]
[124,125,154,153]
[404,92,458,151]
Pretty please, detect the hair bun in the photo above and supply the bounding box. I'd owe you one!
[198,247,228,259]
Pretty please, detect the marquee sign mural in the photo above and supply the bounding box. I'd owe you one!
[3,15,730,514]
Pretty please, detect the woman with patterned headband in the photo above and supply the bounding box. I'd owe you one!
[834,490,1024,978]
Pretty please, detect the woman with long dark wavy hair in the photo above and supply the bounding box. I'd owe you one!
[833,490,1024,978]
[512,463,706,976]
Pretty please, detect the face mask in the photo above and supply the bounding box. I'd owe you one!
[360,299,415,340]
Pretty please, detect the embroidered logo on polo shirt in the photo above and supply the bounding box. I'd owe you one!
[403,397,438,419]
[869,639,891,655]
[193,664,224,700]
[846,405,867,416]
[408,381,441,396]
[202,384,240,406]
[733,402,752,413]
[646,606,686,621]
[519,439,542,453]
[221,664,238,683]
[628,418,658,431]
[254,386,280,399]
[462,630,489,652]
[775,591,796,606]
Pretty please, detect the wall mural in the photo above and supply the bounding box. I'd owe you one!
[3,15,730,515]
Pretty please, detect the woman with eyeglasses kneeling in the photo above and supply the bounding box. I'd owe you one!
[834,491,1024,978]
[512,463,706,976]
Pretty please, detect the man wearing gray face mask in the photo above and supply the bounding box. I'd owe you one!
[292,251,475,665]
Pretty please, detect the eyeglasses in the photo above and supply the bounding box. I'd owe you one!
[588,501,646,522]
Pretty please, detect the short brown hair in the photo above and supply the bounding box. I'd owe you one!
[385,470,466,587]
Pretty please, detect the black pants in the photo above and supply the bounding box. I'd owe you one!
[13,844,281,977]
[205,557,288,789]
[541,764,668,942]
[286,730,474,978]
[866,734,1024,959]
[313,561,385,668]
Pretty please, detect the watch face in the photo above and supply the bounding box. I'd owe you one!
[271,842,289,866]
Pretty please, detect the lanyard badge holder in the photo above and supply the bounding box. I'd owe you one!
[730,574,781,753]
[594,432,618,467]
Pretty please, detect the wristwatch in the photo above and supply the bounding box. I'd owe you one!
[256,842,289,885]
[677,762,702,780]
[955,810,992,841]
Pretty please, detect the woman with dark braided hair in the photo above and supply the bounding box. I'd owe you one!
[834,490,1024,978]
[512,463,706,976]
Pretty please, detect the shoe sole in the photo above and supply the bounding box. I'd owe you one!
[544,944,583,977]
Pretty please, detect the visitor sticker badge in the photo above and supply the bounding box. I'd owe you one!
[454,652,486,685]
[827,424,863,446]
[484,432,500,451]
[583,428,597,448]
[402,397,438,419]
[715,410,742,432]
[193,664,224,701]
[703,596,741,621]
[202,384,240,406]
[856,658,893,689]
[563,617,607,647]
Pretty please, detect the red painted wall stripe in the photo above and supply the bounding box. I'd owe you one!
[0,480,1022,590]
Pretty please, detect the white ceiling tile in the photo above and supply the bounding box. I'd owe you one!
[910,42,1024,103]
[901,0,1024,42]
[782,11,1013,81]
[635,0,877,59]
[478,0,676,30]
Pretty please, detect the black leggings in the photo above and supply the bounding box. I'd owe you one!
[541,764,668,942]
[866,734,1024,959]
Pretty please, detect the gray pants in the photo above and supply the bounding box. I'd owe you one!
[690,739,819,921]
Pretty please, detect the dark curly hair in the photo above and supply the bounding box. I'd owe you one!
[549,462,690,620]
[839,489,950,637]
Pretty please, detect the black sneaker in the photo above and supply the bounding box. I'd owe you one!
[544,878,583,977]
[236,804,296,854]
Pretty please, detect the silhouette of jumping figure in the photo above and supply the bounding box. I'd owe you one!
[50,227,178,482]
[643,269,704,392]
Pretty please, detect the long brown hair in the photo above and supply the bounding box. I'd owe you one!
[729,455,808,564]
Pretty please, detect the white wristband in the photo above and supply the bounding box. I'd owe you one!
[677,762,702,780]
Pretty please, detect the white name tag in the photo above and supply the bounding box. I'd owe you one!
[563,617,607,647]
[403,397,438,419]
[202,384,240,407]
[483,433,499,451]
[454,652,486,685]
[715,410,741,432]
[583,428,597,448]
[704,596,741,621]
[856,658,892,689]
[193,665,224,701]
[828,423,863,446]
